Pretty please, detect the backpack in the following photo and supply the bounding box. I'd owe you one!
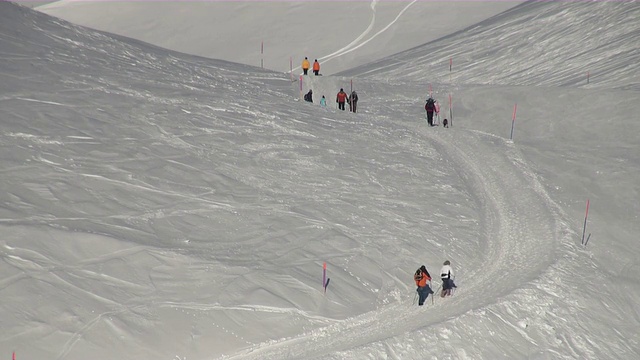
[414,268,423,281]
[426,98,435,111]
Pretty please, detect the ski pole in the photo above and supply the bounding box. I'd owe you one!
[434,285,442,295]
[430,280,434,305]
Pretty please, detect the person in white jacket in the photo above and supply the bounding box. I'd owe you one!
[440,260,456,297]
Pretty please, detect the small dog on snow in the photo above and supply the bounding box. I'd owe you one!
[443,118,449,128]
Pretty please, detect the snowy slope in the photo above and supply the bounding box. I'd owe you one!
[36,0,522,74]
[344,0,640,90]
[2,1,640,360]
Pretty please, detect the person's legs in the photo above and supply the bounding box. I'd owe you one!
[418,287,428,306]
[442,279,451,297]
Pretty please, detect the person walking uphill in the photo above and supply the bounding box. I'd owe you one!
[425,95,438,126]
[440,260,456,297]
[336,88,348,111]
[414,265,433,306]
[313,59,320,76]
[302,57,310,75]
[349,90,358,113]
[304,89,313,103]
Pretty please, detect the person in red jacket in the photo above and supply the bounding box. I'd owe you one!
[336,88,348,111]
[413,265,433,306]
[313,59,320,76]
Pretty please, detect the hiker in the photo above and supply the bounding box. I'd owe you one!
[414,265,433,306]
[320,95,326,107]
[349,91,358,113]
[302,57,310,75]
[304,89,313,103]
[313,59,320,76]
[440,260,456,297]
[336,88,348,111]
[425,95,438,126]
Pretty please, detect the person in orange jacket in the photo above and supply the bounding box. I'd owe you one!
[413,265,433,306]
[302,57,310,75]
[336,88,348,111]
[312,59,320,76]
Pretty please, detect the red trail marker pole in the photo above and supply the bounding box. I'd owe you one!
[449,93,453,127]
[510,103,518,140]
[581,199,590,245]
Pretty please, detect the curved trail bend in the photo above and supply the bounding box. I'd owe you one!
[224,128,562,359]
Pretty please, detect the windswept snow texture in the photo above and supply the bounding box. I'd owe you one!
[344,0,640,90]
[36,0,523,74]
[2,1,640,360]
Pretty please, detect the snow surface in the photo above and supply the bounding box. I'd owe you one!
[1,1,639,359]
[35,0,523,74]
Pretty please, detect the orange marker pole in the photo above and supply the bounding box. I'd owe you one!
[322,262,327,290]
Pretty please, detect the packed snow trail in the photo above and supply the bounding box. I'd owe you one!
[222,127,562,359]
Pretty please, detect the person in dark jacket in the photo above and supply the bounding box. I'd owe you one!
[304,89,313,103]
[425,95,437,126]
[349,91,359,113]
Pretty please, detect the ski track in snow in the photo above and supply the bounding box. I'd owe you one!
[221,127,561,359]
[294,0,418,72]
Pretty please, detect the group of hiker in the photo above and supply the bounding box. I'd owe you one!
[425,95,448,127]
[413,260,456,306]
[301,58,450,125]
[304,87,359,113]
[301,57,321,76]
[302,57,359,113]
